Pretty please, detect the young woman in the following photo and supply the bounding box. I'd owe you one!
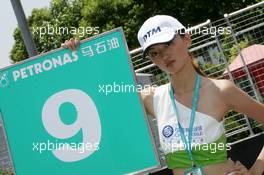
[138,15,264,175]
[62,15,264,175]
[137,15,264,175]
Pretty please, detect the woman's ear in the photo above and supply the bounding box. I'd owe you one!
[184,33,192,47]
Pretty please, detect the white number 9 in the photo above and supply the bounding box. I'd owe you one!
[42,89,101,162]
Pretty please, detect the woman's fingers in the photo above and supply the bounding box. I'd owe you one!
[68,38,75,51]
[223,170,241,175]
[223,159,248,175]
[61,40,68,49]
[75,38,80,49]
[61,38,80,51]
[234,161,252,175]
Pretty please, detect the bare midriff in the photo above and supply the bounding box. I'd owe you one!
[172,160,234,175]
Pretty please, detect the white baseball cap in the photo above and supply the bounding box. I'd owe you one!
[137,15,186,53]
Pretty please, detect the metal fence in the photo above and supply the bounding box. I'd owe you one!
[1,1,264,173]
[131,1,264,168]
[0,121,13,172]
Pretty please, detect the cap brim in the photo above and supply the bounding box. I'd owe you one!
[142,32,175,57]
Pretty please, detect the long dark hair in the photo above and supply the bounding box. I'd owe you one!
[178,31,206,76]
[189,52,207,76]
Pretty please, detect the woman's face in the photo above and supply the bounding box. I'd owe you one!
[146,34,191,74]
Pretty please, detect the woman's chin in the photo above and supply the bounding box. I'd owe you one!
[162,66,181,75]
[156,62,182,75]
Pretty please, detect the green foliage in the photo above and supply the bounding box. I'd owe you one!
[220,28,254,65]
[80,0,138,47]
[10,0,83,62]
[154,71,169,85]
[224,111,250,143]
[228,35,253,64]
[200,62,226,78]
[10,0,260,62]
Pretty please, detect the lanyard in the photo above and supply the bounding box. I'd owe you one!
[169,74,201,167]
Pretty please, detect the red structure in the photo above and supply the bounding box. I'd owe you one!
[224,44,264,99]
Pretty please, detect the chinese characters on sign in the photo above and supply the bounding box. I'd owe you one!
[81,37,120,57]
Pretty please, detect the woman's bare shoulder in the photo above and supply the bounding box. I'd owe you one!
[206,77,234,91]
[206,77,237,105]
[200,77,236,101]
[200,77,234,118]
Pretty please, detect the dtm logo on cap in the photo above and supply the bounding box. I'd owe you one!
[143,26,161,42]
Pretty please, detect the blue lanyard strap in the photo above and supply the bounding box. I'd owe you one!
[169,74,201,167]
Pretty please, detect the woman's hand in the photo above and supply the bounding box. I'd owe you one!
[61,38,80,52]
[224,160,253,175]
[250,146,264,175]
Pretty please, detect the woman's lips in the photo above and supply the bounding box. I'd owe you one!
[166,60,175,67]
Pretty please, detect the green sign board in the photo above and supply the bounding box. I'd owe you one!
[0,28,160,175]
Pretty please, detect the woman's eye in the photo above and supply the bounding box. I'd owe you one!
[149,51,159,57]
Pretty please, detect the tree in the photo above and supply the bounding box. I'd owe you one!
[10,0,260,62]
[10,0,83,62]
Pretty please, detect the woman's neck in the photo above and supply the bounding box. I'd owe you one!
[170,61,197,95]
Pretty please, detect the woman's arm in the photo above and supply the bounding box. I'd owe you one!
[222,80,264,124]
[140,87,156,117]
[221,80,264,174]
[250,146,264,175]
